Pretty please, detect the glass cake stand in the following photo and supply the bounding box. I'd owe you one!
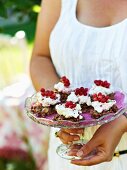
[25,91,127,160]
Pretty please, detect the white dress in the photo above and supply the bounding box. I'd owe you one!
[48,0,127,169]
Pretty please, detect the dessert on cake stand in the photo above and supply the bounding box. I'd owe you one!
[25,77,127,160]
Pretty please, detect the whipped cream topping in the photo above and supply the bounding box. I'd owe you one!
[41,94,60,107]
[89,85,112,95]
[32,79,116,115]
[67,92,92,106]
[32,92,43,103]
[91,100,116,113]
[78,96,92,106]
[86,96,92,106]
[67,92,79,103]
[55,103,83,119]
[54,82,71,93]
[32,92,60,107]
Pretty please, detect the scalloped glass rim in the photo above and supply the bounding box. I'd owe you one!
[25,90,127,128]
[25,107,127,128]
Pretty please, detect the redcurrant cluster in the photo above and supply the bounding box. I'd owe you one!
[94,80,110,88]
[65,101,76,109]
[92,93,109,103]
[60,76,70,87]
[40,88,56,99]
[75,87,88,96]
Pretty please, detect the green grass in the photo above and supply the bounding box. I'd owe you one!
[1,21,36,43]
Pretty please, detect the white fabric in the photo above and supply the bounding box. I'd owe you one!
[48,0,127,169]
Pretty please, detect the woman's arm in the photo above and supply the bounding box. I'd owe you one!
[71,115,127,166]
[58,115,127,166]
[30,0,61,91]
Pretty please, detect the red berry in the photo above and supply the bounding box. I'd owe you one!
[94,80,101,86]
[79,90,83,96]
[60,76,70,87]
[105,82,110,88]
[50,94,56,99]
[98,92,102,96]
[50,91,54,95]
[92,94,98,101]
[75,91,79,95]
[70,103,76,109]
[85,88,89,92]
[47,90,50,93]
[45,91,49,97]
[65,101,71,108]
[98,94,103,100]
[73,103,76,107]
[75,88,80,95]
[65,101,76,109]
[94,79,111,88]
[83,92,87,96]
[101,98,107,103]
[93,97,98,101]
[63,79,70,86]
[80,87,84,91]
[94,80,98,84]
[41,92,45,96]
[48,91,53,96]
[61,76,67,82]
[40,88,45,92]
[102,81,107,87]
[92,92,110,103]
[64,82,70,87]
[105,95,109,100]
[75,87,88,96]
[93,94,97,97]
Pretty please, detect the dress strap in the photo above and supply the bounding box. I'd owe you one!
[60,0,77,16]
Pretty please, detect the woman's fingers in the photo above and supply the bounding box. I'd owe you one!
[63,128,84,135]
[76,138,99,157]
[69,143,83,150]
[71,151,105,166]
[68,144,83,156]
[70,138,111,166]
[57,130,80,144]
[56,128,84,144]
[68,149,79,156]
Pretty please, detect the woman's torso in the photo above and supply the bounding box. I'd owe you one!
[48,0,127,169]
[49,0,127,90]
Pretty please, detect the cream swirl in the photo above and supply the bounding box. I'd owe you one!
[67,92,79,103]
[55,103,83,119]
[32,92,60,107]
[91,100,116,113]
[89,85,112,95]
[54,82,71,93]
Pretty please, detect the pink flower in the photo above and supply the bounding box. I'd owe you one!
[0,146,30,161]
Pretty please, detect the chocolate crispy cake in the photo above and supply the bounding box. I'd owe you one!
[29,77,120,122]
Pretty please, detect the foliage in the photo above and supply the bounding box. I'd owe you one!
[0,158,36,170]
[0,0,41,21]
[0,0,41,41]
[2,21,36,42]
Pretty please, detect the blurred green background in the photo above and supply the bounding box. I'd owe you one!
[0,0,41,42]
[0,2,50,170]
[0,0,41,88]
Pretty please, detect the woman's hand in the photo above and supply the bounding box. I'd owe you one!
[70,115,127,166]
[57,128,84,144]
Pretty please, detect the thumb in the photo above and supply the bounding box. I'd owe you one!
[77,138,98,157]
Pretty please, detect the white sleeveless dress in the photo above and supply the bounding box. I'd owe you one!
[48,0,127,169]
